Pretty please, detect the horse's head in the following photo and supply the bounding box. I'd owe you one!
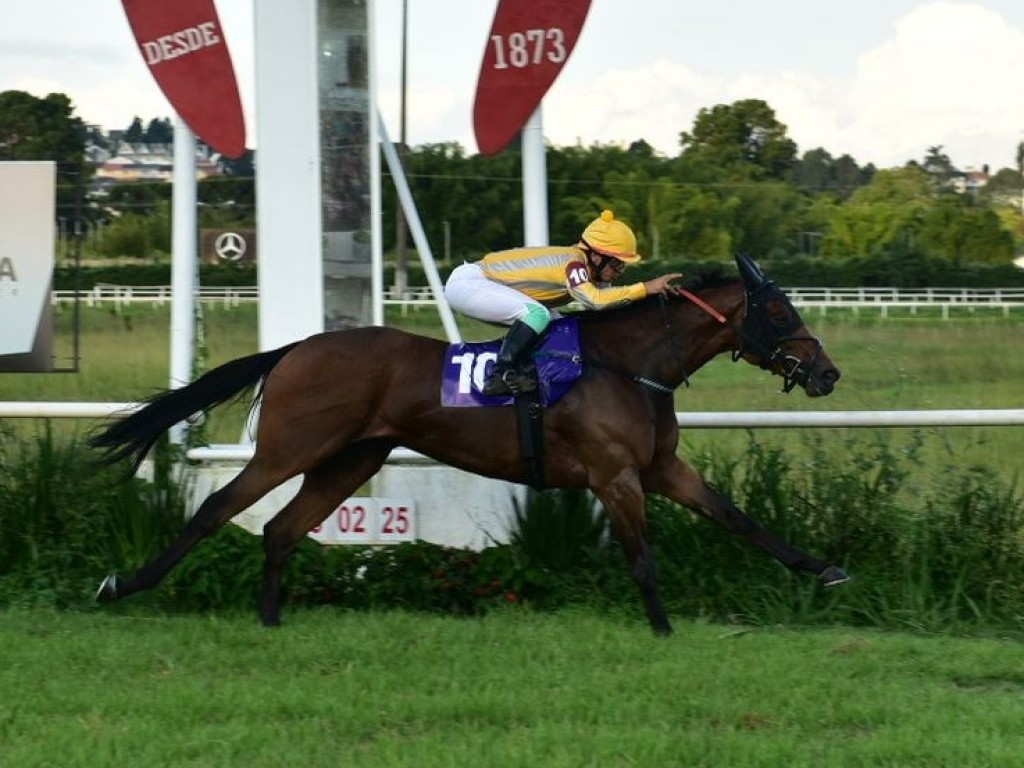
[732,253,841,397]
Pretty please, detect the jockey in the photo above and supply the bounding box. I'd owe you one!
[444,209,682,396]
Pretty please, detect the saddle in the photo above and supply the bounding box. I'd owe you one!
[441,317,585,489]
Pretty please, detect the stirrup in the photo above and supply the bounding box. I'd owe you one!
[482,368,537,396]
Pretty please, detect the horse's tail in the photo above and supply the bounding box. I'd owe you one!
[89,341,302,471]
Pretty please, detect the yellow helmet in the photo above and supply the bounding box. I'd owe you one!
[580,209,641,263]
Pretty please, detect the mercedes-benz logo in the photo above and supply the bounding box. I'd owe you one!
[214,231,247,262]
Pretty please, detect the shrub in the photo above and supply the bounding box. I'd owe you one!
[645,433,1024,630]
[0,425,184,607]
[3,426,1023,633]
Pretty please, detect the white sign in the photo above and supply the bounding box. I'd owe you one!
[0,162,55,363]
[309,497,416,545]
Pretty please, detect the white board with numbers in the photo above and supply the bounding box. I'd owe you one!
[309,498,416,545]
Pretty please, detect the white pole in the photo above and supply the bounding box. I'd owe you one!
[378,113,461,343]
[169,115,197,445]
[521,106,548,246]
[3,403,1024,428]
[369,0,384,327]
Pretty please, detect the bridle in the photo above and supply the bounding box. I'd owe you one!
[728,280,824,394]
[594,254,824,396]
[650,278,823,395]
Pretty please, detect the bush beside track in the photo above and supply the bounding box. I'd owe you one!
[2,427,1022,634]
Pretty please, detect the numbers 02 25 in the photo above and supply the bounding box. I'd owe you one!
[314,498,416,544]
[490,28,567,70]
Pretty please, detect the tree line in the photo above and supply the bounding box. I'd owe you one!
[2,89,1022,280]
[386,100,1023,269]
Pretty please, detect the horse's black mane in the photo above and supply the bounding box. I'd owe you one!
[679,267,738,294]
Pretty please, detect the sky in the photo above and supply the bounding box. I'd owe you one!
[2,0,1024,170]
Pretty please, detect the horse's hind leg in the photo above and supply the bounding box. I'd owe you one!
[642,455,849,585]
[96,454,295,604]
[259,440,393,626]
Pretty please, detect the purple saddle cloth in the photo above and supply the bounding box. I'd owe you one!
[441,317,584,407]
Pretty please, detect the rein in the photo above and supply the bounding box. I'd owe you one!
[677,287,728,324]
[619,289,730,395]
[611,282,818,395]
[584,278,818,396]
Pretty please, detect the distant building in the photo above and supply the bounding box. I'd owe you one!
[86,128,226,187]
[951,165,990,195]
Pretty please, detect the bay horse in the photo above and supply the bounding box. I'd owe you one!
[91,253,847,635]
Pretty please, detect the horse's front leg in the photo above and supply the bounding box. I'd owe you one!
[593,469,673,636]
[642,455,849,586]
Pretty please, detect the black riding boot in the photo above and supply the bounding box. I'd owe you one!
[482,321,540,396]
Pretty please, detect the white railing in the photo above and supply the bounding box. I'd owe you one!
[381,286,437,305]
[182,408,1024,463]
[52,285,259,309]
[53,285,1024,314]
[4,401,1024,432]
[3,404,1021,481]
[785,287,1024,319]
[786,287,1024,303]
[51,285,437,310]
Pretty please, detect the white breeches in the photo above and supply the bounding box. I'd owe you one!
[443,262,557,329]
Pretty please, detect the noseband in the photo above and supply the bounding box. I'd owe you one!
[731,280,823,393]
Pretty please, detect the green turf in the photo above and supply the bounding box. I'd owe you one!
[1,608,1022,767]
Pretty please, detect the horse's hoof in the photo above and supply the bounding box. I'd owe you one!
[818,565,851,587]
[95,574,119,603]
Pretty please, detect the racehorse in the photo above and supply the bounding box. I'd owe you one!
[91,253,847,635]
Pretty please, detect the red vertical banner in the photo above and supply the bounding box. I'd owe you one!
[121,0,246,158]
[473,0,592,155]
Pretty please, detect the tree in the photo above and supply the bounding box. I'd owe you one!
[0,90,91,217]
[1016,140,1024,213]
[823,165,1015,265]
[104,180,170,216]
[124,117,145,143]
[0,90,87,172]
[917,145,958,193]
[793,147,833,192]
[97,200,171,259]
[678,99,798,182]
[221,150,255,178]
[793,148,872,199]
[983,167,1023,208]
[834,154,875,196]
[821,167,931,259]
[917,200,1014,265]
[144,117,173,144]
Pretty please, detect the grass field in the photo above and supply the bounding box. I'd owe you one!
[2,608,1023,768]
[3,305,1023,767]
[1,301,1021,478]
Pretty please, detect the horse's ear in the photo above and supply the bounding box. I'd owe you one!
[734,253,767,288]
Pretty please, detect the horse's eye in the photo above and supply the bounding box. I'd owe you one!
[765,301,792,327]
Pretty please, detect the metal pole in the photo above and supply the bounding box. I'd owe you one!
[169,115,197,445]
[378,113,461,343]
[394,0,409,297]
[521,106,548,246]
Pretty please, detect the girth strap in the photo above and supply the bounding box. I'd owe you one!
[514,388,546,490]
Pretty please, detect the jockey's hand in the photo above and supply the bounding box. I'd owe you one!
[643,273,684,297]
